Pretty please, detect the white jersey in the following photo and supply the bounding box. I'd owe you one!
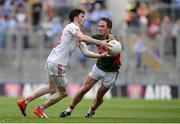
[47,23,80,66]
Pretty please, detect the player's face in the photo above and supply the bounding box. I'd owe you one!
[77,13,85,27]
[98,20,110,36]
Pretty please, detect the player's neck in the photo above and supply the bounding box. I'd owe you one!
[100,34,108,40]
[73,21,80,27]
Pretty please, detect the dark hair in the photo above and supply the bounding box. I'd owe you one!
[100,17,112,29]
[69,8,85,22]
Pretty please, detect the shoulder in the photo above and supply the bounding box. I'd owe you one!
[64,23,80,34]
[65,23,79,29]
[70,23,79,29]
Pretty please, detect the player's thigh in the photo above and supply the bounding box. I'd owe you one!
[57,85,67,96]
[49,75,67,87]
[82,75,98,90]
[49,75,67,95]
[48,80,57,93]
[96,83,109,98]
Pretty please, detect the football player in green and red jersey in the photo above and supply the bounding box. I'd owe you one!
[60,17,121,118]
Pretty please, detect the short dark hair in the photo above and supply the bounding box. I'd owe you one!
[69,8,85,22]
[99,17,112,29]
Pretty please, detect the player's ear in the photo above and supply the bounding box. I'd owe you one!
[74,16,78,21]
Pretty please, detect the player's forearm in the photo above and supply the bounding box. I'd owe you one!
[80,35,101,46]
[76,30,102,46]
[83,50,103,58]
[78,41,102,58]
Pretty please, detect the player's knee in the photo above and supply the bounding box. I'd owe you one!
[96,95,103,101]
[49,86,56,93]
[49,89,56,94]
[60,91,67,98]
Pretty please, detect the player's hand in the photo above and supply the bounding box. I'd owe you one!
[54,39,61,46]
[99,39,112,50]
[99,40,108,47]
[57,39,61,45]
[99,52,111,58]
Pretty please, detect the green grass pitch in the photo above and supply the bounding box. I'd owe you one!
[0,96,180,123]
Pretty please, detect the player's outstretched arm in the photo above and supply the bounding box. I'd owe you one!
[75,30,108,48]
[77,40,107,58]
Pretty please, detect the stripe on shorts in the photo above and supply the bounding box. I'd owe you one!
[58,64,62,76]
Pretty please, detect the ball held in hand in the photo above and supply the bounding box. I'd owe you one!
[108,40,122,56]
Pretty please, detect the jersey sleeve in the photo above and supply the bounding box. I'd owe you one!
[91,34,99,39]
[68,25,80,36]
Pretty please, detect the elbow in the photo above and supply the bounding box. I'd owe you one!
[82,51,89,57]
[79,37,85,41]
[77,35,85,41]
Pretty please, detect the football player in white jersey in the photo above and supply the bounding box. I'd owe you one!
[16,8,110,118]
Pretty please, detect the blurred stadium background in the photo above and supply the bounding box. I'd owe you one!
[0,0,179,100]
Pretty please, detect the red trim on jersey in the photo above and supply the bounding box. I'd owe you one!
[114,54,121,67]
[97,46,106,60]
[97,46,106,53]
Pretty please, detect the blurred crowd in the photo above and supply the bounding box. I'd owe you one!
[125,0,180,70]
[0,0,111,49]
[125,0,180,39]
[0,0,179,70]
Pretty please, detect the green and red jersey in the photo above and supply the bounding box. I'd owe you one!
[92,34,121,72]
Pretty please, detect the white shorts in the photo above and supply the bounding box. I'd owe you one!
[46,62,66,76]
[89,64,119,88]
[46,62,67,87]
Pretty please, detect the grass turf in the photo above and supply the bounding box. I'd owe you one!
[0,96,180,123]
